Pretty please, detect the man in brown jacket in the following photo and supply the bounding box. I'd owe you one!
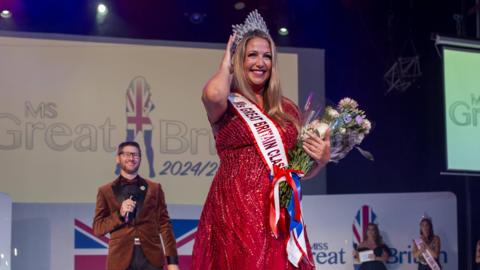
[93,141,179,270]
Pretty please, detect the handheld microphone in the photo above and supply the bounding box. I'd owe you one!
[124,194,136,223]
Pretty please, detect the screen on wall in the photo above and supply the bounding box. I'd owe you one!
[443,45,480,172]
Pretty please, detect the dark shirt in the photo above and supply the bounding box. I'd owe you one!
[116,175,178,265]
[117,175,147,222]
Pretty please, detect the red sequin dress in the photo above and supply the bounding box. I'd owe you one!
[191,100,315,270]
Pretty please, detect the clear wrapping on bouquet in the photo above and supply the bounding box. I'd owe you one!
[280,95,374,207]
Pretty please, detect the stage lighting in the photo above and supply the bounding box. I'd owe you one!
[234,2,246,10]
[1,9,12,19]
[278,27,289,36]
[97,3,108,15]
[189,12,205,24]
[96,3,108,25]
[384,56,421,95]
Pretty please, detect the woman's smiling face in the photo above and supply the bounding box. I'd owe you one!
[243,37,272,92]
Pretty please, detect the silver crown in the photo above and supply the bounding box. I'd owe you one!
[420,213,432,222]
[231,10,270,53]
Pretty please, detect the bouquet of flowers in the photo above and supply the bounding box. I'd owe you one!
[279,96,373,207]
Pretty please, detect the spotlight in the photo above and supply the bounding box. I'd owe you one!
[97,3,108,15]
[234,2,246,10]
[278,27,289,36]
[96,3,108,24]
[188,12,206,24]
[1,9,12,19]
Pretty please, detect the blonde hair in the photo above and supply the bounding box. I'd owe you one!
[231,30,299,129]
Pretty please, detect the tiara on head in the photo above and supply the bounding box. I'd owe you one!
[420,213,432,222]
[231,10,270,53]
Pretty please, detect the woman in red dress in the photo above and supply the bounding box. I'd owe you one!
[191,14,330,270]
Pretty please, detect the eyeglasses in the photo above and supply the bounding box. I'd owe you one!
[119,152,141,159]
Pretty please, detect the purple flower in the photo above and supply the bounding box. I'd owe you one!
[343,114,352,123]
[355,115,363,125]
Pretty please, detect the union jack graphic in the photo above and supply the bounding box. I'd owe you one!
[74,219,198,270]
[126,76,155,135]
[352,204,377,247]
[352,205,377,270]
[116,76,157,177]
[74,219,109,269]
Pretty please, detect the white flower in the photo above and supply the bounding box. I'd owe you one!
[338,97,358,109]
[339,127,346,134]
[326,107,339,118]
[315,122,330,139]
[300,120,330,140]
[362,119,371,133]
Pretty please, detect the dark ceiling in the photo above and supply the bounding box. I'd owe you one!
[0,0,476,48]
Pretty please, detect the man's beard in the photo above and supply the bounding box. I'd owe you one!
[121,163,139,174]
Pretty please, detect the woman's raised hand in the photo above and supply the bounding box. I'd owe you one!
[221,34,236,73]
[202,34,236,124]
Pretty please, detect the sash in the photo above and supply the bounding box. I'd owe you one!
[228,93,311,267]
[414,238,441,270]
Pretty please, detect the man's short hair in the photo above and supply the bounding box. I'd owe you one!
[117,141,141,155]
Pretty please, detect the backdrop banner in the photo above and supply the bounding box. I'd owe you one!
[0,35,299,204]
[10,192,457,270]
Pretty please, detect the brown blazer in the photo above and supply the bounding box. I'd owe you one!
[93,177,177,270]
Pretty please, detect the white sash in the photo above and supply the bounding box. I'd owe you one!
[228,93,288,170]
[228,93,309,267]
[414,238,441,270]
